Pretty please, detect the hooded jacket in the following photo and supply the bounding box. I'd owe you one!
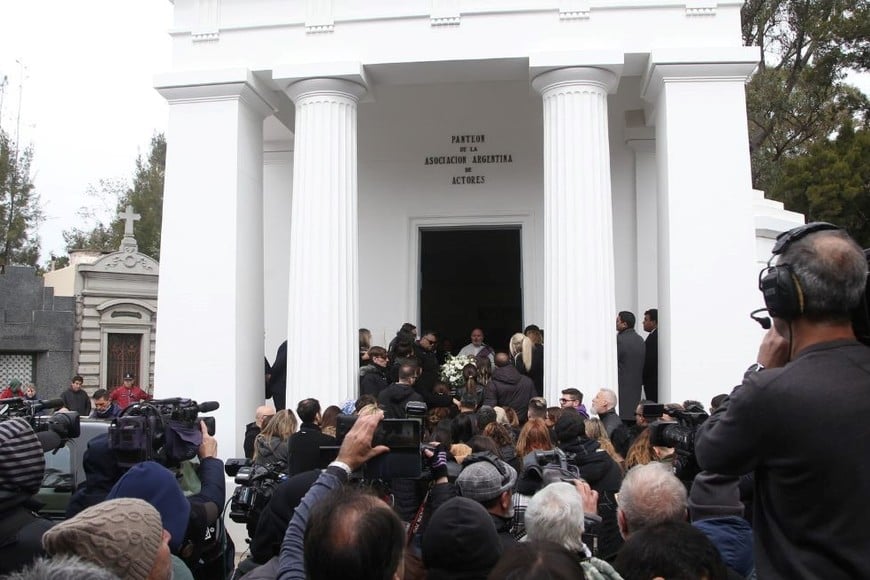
[377,383,424,419]
[359,364,390,398]
[482,365,535,422]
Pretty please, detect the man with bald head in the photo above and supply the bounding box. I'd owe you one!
[696,223,870,579]
[458,328,495,364]
[244,405,276,459]
[483,352,535,422]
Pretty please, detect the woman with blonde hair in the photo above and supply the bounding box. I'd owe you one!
[253,409,298,469]
[510,331,544,396]
[585,417,624,470]
[515,418,553,459]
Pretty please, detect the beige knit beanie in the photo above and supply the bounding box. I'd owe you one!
[42,498,163,580]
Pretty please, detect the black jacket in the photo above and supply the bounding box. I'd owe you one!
[483,365,535,422]
[514,344,544,397]
[0,500,54,575]
[599,410,630,457]
[559,437,624,560]
[61,388,92,416]
[359,364,390,398]
[695,339,870,579]
[287,423,335,476]
[243,422,260,459]
[378,383,424,419]
[250,469,319,563]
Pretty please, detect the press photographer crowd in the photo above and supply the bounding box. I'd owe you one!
[2,222,869,580]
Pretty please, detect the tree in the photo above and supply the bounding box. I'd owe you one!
[771,121,870,246]
[63,133,165,260]
[0,129,41,267]
[743,0,870,193]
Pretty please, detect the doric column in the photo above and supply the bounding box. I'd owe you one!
[284,78,366,408]
[154,71,276,457]
[532,67,619,404]
[642,48,760,405]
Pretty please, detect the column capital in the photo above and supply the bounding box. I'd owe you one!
[531,66,620,96]
[284,77,367,104]
[641,46,760,104]
[274,62,369,102]
[154,69,279,118]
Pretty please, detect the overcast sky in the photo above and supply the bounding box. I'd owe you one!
[0,1,172,260]
[1,3,868,262]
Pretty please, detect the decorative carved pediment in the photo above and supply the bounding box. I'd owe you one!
[88,248,159,275]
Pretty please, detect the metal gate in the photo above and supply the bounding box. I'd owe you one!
[106,334,141,388]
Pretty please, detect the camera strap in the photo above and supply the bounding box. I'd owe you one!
[406,484,433,546]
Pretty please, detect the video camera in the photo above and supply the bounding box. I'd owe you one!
[647,403,709,481]
[225,458,287,536]
[0,397,80,451]
[107,397,219,468]
[524,448,582,486]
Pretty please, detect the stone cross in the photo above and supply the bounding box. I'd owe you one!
[119,205,141,237]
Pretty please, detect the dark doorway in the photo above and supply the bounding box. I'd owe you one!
[420,227,522,356]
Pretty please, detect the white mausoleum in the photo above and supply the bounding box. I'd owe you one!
[154,0,803,455]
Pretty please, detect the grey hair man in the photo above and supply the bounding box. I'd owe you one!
[696,224,870,579]
[591,388,630,456]
[617,462,687,539]
[525,482,621,578]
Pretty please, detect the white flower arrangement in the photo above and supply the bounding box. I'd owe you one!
[440,354,477,388]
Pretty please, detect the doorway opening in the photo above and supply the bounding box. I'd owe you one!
[419,227,522,355]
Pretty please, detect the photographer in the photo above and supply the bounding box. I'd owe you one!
[695,223,870,579]
[0,418,55,575]
[110,421,228,579]
[277,410,400,580]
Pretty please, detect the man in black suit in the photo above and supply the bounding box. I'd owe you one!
[287,398,336,475]
[642,308,658,402]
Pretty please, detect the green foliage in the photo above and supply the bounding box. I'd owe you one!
[743,0,870,193]
[771,122,870,246]
[0,130,42,267]
[62,133,165,260]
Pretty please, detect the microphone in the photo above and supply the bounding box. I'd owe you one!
[750,308,772,329]
[197,401,220,413]
[35,398,65,411]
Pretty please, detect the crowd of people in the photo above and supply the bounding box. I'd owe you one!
[2,223,869,579]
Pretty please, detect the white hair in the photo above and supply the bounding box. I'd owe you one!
[618,462,687,533]
[599,388,618,407]
[524,482,586,553]
[4,556,121,580]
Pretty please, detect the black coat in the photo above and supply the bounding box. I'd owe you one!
[359,364,390,398]
[243,422,260,459]
[559,437,624,560]
[268,341,287,410]
[377,384,424,419]
[287,424,335,476]
[483,365,535,422]
[642,329,658,402]
[514,344,544,397]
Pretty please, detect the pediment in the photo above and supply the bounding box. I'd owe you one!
[84,248,159,275]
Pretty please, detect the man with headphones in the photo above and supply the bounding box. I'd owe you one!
[695,222,870,580]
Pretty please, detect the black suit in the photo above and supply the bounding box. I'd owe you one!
[643,328,658,402]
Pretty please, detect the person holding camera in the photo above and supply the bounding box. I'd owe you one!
[277,410,402,580]
[695,223,870,579]
[0,418,55,575]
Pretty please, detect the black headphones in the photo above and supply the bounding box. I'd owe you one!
[758,222,842,320]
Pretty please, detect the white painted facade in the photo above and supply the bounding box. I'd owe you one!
[154,0,801,456]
